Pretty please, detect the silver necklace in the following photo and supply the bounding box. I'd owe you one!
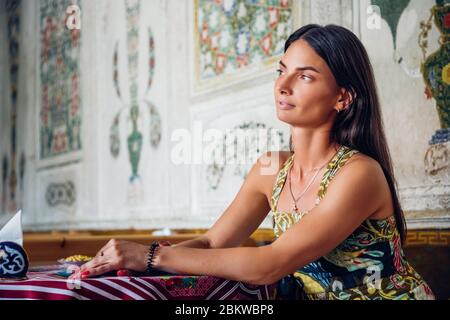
[288,148,339,212]
[288,163,326,213]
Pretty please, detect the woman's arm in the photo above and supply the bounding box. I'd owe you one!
[194,152,279,249]
[77,154,387,285]
[152,155,389,285]
[75,152,280,279]
[170,236,212,249]
[161,152,281,250]
[153,245,275,285]
[168,152,286,250]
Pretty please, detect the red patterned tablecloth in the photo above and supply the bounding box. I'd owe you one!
[0,268,276,300]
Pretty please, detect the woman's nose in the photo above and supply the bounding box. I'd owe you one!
[279,86,292,95]
[277,79,293,95]
[278,84,292,95]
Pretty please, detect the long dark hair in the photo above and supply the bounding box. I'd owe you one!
[285,24,406,244]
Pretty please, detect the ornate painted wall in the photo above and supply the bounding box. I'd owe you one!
[361,0,449,229]
[39,0,82,160]
[196,0,292,79]
[0,0,448,233]
[97,0,168,227]
[0,0,21,219]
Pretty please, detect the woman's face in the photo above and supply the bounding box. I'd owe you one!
[274,39,342,127]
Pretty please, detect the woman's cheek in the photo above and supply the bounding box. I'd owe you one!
[305,85,335,105]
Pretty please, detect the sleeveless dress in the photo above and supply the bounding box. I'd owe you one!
[270,145,435,300]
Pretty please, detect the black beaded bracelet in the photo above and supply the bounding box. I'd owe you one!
[146,241,160,275]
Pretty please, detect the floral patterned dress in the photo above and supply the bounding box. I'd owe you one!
[271,145,435,300]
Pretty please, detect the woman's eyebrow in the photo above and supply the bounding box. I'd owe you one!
[279,60,320,73]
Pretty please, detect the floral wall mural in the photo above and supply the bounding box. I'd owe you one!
[419,0,449,176]
[371,0,411,49]
[109,0,162,205]
[39,0,82,159]
[206,121,289,190]
[370,0,449,177]
[0,0,446,233]
[4,0,21,214]
[194,0,294,92]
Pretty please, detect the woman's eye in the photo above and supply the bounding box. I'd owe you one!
[276,69,284,76]
[299,74,312,80]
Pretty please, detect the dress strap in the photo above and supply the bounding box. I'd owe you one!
[317,146,359,200]
[270,153,295,212]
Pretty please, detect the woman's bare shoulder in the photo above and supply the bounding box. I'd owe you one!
[345,152,394,216]
[344,152,383,172]
[335,151,386,185]
[326,151,391,215]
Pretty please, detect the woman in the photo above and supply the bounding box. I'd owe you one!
[74,24,435,300]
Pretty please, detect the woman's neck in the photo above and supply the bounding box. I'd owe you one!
[290,129,340,181]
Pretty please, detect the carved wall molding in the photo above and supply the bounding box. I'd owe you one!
[399,184,450,212]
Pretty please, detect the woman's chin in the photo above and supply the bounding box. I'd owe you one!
[276,109,297,123]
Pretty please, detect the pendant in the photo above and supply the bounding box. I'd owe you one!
[292,203,298,212]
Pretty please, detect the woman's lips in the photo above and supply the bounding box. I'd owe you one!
[277,100,296,110]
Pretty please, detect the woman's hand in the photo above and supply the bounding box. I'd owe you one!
[70,239,148,279]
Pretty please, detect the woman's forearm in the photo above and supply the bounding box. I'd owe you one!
[154,245,279,285]
[171,235,212,249]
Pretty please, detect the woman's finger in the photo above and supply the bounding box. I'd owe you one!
[79,245,124,275]
[79,256,103,273]
[69,262,111,280]
[69,260,96,279]
[81,263,114,278]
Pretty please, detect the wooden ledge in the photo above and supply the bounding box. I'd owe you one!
[23,229,275,265]
[23,228,449,265]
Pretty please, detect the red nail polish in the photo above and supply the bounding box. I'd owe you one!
[81,271,90,276]
[117,269,131,277]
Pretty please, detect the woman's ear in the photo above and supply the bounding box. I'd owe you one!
[341,89,357,110]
